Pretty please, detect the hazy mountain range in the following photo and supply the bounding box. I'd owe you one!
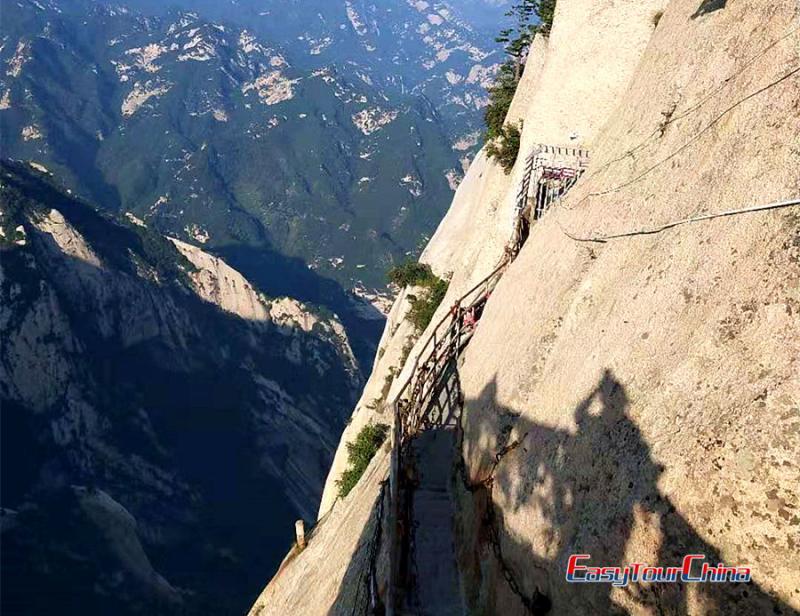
[1,0,508,291]
[0,1,508,613]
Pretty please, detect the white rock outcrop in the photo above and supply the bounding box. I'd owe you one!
[351,108,399,135]
[6,41,30,77]
[170,238,270,322]
[242,71,300,106]
[34,209,102,267]
[121,80,172,117]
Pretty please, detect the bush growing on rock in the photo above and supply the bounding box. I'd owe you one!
[407,277,449,333]
[336,423,389,498]
[388,260,438,287]
[485,1,556,170]
[387,261,449,333]
[486,122,522,173]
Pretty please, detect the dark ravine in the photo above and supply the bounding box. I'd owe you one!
[0,161,361,615]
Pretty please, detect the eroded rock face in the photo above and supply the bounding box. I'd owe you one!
[254,0,799,614]
[170,237,271,322]
[456,0,800,613]
[318,286,416,517]
[0,161,362,615]
[120,80,173,117]
[351,107,399,135]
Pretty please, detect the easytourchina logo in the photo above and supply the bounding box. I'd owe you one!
[566,554,752,588]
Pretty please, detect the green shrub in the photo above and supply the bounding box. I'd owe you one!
[536,0,557,34]
[495,1,557,83]
[407,276,449,333]
[388,260,438,288]
[336,423,390,498]
[486,122,522,174]
[132,224,197,284]
[484,64,518,142]
[387,261,449,333]
[485,1,557,164]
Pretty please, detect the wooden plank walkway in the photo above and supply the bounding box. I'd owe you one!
[407,429,463,616]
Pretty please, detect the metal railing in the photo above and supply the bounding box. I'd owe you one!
[373,143,589,614]
[378,260,509,615]
[509,144,589,257]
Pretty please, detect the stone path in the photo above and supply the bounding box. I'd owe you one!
[408,429,463,615]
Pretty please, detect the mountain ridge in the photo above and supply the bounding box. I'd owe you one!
[1,0,504,290]
[0,159,362,615]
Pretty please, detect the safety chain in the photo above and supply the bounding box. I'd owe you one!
[350,480,387,616]
[453,385,551,615]
[481,472,551,614]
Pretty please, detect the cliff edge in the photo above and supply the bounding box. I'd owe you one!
[249,1,799,613]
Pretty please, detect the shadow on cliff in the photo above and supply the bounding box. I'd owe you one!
[691,0,727,19]
[217,243,385,371]
[461,371,797,615]
[325,482,389,616]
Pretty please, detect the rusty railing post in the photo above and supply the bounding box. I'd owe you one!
[387,403,401,616]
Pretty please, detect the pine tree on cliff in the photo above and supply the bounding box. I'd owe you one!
[496,1,533,82]
[486,0,556,172]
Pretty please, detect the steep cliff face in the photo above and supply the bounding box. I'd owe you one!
[455,0,799,613]
[318,285,415,516]
[250,0,799,614]
[320,0,669,521]
[0,161,361,615]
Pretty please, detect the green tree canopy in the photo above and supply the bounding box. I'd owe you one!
[485,1,557,171]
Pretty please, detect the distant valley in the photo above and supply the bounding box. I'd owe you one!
[0,1,508,614]
[1,0,506,292]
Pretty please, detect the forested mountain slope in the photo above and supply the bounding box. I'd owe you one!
[1,0,504,291]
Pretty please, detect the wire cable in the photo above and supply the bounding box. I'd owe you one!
[568,65,800,209]
[558,198,800,243]
[584,24,800,181]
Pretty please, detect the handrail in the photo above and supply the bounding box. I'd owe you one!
[395,262,508,438]
[394,257,510,404]
[376,142,589,614]
[380,259,509,614]
[380,259,507,611]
